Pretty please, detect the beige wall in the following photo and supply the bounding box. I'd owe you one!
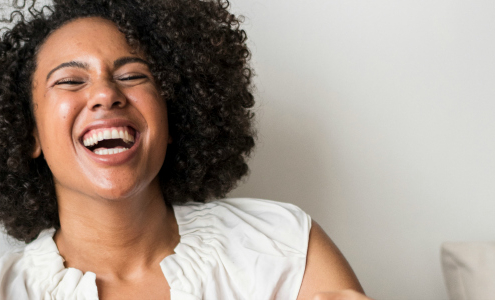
[228,0,495,299]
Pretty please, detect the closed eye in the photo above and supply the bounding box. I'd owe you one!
[119,75,148,81]
[55,78,84,85]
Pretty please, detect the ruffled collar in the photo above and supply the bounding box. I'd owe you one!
[21,228,99,299]
[20,203,200,300]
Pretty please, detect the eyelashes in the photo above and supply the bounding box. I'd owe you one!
[119,75,148,81]
[55,78,84,85]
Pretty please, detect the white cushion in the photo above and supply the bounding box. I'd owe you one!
[441,242,495,300]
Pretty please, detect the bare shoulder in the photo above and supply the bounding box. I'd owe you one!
[297,220,364,300]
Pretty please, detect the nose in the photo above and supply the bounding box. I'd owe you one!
[87,81,127,111]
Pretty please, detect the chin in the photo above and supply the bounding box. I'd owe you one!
[91,182,142,201]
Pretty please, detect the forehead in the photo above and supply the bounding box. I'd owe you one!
[35,17,137,74]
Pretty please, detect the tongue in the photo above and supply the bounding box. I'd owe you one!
[89,138,130,150]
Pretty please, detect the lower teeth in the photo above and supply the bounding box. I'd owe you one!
[94,148,129,155]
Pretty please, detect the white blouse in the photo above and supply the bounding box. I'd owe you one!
[0,198,312,300]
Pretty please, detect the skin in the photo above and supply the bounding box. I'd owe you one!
[31,17,373,300]
[297,222,370,300]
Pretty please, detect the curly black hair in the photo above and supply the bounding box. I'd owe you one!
[0,0,255,242]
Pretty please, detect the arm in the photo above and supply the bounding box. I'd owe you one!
[297,220,369,300]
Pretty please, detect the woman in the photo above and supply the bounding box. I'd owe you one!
[0,0,372,299]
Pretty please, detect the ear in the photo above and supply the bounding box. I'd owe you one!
[31,127,41,158]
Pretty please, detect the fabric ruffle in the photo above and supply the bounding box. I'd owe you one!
[161,198,312,300]
[0,228,98,300]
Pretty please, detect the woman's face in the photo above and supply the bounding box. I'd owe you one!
[31,17,170,201]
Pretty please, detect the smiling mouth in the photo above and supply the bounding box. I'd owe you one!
[82,126,136,155]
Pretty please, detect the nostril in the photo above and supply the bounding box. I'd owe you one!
[89,98,125,111]
[87,83,127,110]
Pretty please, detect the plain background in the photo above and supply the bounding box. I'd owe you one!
[226,0,495,299]
[1,0,495,299]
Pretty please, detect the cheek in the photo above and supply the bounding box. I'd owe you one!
[129,89,168,133]
[153,100,169,138]
[36,97,80,155]
[57,101,73,120]
[150,105,169,152]
[144,98,169,156]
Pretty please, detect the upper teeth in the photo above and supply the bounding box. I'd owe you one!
[83,127,135,147]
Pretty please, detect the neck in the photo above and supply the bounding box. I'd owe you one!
[53,179,179,279]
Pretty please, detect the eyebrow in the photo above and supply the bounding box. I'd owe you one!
[46,61,89,81]
[114,57,149,69]
[45,57,149,82]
